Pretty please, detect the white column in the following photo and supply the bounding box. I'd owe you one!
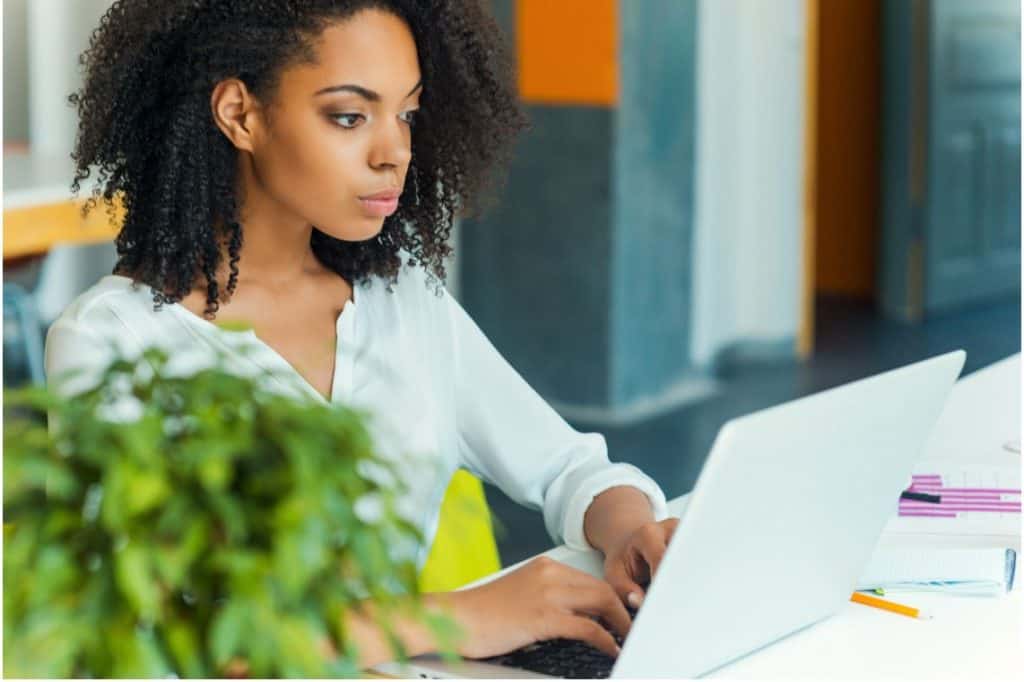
[27,0,113,157]
[690,0,807,367]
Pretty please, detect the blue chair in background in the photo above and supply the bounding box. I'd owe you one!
[3,282,45,386]
[3,240,118,388]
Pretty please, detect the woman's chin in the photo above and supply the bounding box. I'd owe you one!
[316,219,385,243]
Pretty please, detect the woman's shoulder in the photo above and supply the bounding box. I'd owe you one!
[48,274,164,335]
[359,251,458,353]
[44,275,160,395]
[44,275,183,388]
[366,250,451,309]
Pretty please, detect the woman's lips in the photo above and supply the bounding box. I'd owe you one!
[358,196,399,217]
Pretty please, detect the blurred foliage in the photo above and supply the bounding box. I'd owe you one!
[3,347,458,677]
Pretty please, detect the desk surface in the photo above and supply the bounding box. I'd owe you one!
[498,501,1021,679]
[924,353,1019,466]
[462,353,1024,679]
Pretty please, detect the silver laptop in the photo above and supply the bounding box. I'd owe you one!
[377,350,966,679]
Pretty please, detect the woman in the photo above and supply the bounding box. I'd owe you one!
[47,0,679,668]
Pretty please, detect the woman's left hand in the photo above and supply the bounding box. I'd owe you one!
[602,518,680,609]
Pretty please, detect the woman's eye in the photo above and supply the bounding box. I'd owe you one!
[330,113,364,129]
[400,109,420,126]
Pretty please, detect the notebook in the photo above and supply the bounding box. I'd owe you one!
[857,546,1017,596]
[859,462,1021,596]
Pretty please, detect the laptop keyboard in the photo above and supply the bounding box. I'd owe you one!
[479,605,636,679]
[480,637,619,678]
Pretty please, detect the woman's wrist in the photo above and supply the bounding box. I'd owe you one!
[583,485,657,556]
[444,585,496,658]
[344,593,457,669]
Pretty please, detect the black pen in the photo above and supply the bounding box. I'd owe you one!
[900,490,941,504]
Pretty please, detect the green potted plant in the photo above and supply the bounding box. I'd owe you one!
[3,346,458,677]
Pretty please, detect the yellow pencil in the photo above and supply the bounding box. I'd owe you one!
[850,591,932,620]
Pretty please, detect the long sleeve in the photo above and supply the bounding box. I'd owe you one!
[444,288,669,552]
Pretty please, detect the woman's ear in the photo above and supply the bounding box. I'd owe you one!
[210,78,262,152]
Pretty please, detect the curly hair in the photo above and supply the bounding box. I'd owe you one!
[70,0,529,317]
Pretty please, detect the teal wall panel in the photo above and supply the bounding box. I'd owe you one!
[461,106,615,406]
[611,0,697,405]
[460,0,699,419]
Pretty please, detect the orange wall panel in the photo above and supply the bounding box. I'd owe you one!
[814,0,881,298]
[516,0,618,107]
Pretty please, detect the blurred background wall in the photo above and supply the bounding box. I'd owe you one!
[4,0,112,154]
[2,0,29,144]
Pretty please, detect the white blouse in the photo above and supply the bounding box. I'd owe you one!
[44,257,669,566]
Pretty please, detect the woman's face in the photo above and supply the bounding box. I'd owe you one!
[248,9,422,241]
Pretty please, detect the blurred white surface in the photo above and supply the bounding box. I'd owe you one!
[2,152,93,210]
[4,0,114,152]
[691,0,807,367]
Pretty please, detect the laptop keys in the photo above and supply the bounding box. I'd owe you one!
[481,638,618,678]
[478,605,635,678]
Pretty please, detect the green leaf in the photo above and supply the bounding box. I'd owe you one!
[125,467,171,517]
[209,601,247,667]
[215,319,255,333]
[43,461,81,501]
[3,608,82,677]
[198,453,232,492]
[114,542,162,622]
[108,620,173,678]
[206,491,247,543]
[163,617,206,677]
[133,625,175,677]
[274,616,330,677]
[420,608,465,663]
[30,545,80,607]
[99,465,129,531]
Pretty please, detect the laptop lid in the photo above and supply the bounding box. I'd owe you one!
[611,350,965,678]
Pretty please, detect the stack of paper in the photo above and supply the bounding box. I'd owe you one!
[859,462,1021,595]
[857,546,1017,596]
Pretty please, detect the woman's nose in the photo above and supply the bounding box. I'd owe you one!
[369,119,412,169]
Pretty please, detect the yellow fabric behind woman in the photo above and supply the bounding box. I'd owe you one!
[418,469,501,592]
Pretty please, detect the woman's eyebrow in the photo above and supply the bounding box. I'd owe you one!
[314,79,423,101]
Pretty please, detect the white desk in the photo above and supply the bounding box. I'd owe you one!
[470,353,1024,679]
[922,354,1020,467]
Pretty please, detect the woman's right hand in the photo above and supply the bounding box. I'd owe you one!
[448,556,632,660]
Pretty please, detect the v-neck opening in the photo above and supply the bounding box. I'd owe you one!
[151,275,360,405]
